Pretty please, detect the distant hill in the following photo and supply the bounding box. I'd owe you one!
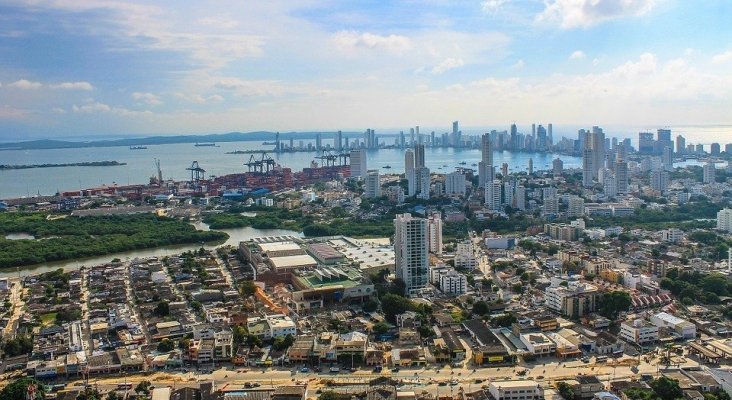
[0,131,364,150]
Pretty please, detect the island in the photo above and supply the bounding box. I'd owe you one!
[0,161,127,170]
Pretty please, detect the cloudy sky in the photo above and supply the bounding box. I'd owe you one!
[0,0,731,139]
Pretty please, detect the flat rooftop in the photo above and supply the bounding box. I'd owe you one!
[268,254,317,270]
[257,242,303,254]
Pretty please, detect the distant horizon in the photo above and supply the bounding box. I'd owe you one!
[2,123,731,146]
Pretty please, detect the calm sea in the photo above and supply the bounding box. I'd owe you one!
[0,140,581,198]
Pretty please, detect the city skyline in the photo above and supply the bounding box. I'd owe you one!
[0,1,731,138]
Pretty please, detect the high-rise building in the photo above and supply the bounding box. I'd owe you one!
[315,133,322,150]
[485,180,502,211]
[717,209,732,232]
[543,196,559,215]
[415,167,431,200]
[510,123,518,150]
[662,146,673,171]
[547,123,553,145]
[582,141,594,188]
[591,126,606,174]
[478,133,493,187]
[676,135,685,154]
[503,181,514,207]
[604,175,617,199]
[639,132,655,154]
[405,149,415,196]
[704,161,716,184]
[615,160,628,195]
[528,158,534,175]
[394,214,429,295]
[414,144,425,168]
[567,196,585,218]
[349,149,367,178]
[515,185,526,210]
[726,144,732,154]
[552,158,563,177]
[335,131,343,151]
[365,170,381,198]
[427,212,443,255]
[650,169,669,194]
[711,143,721,156]
[501,163,509,178]
[445,171,466,195]
[536,125,547,150]
[452,121,459,136]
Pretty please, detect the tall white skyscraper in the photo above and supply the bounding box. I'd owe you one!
[582,134,594,187]
[427,212,443,255]
[405,149,416,196]
[704,161,716,184]
[615,160,628,195]
[591,126,606,175]
[650,169,669,194]
[414,144,425,168]
[515,185,526,210]
[553,158,563,177]
[503,181,514,208]
[349,149,367,178]
[415,167,431,200]
[485,180,502,211]
[335,130,342,151]
[365,170,381,198]
[567,196,585,218]
[445,171,467,195]
[478,133,494,187]
[717,209,732,232]
[604,175,617,199]
[394,213,429,295]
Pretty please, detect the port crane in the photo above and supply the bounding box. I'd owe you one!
[186,161,206,182]
[245,152,275,173]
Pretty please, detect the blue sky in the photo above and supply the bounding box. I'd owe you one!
[0,0,731,139]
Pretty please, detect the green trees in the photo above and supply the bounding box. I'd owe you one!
[472,301,490,316]
[381,294,411,323]
[372,322,390,335]
[0,213,228,268]
[272,334,295,351]
[157,338,175,352]
[598,291,632,319]
[240,280,257,297]
[0,378,47,400]
[3,335,33,357]
[649,377,683,400]
[154,301,170,317]
[556,382,574,400]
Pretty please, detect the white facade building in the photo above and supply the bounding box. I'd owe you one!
[365,170,381,198]
[427,212,443,255]
[439,270,468,295]
[485,180,502,211]
[650,312,696,339]
[454,241,478,270]
[718,209,732,233]
[394,213,429,295]
[349,149,367,179]
[620,319,658,345]
[488,380,544,400]
[445,171,467,195]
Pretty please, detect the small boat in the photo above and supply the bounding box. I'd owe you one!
[129,146,147,150]
[471,163,477,166]
[459,161,467,165]
[442,164,448,167]
[195,142,216,147]
[383,165,392,169]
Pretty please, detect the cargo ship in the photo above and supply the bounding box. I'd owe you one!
[194,142,216,147]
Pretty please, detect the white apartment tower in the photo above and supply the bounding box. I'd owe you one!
[615,160,628,195]
[485,180,502,211]
[405,149,416,196]
[394,214,429,295]
[650,169,669,194]
[445,171,466,195]
[415,167,431,200]
[718,209,732,232]
[478,133,494,187]
[427,212,443,255]
[365,170,381,198]
[567,196,585,218]
[349,149,367,178]
[704,161,716,184]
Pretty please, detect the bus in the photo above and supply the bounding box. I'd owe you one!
[596,356,608,363]
[116,383,132,390]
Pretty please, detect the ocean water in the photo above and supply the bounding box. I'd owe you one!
[0,141,580,198]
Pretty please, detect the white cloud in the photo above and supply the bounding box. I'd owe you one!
[592,58,601,66]
[176,93,224,104]
[512,59,525,69]
[432,58,464,74]
[481,0,508,13]
[213,78,286,97]
[537,0,658,29]
[50,81,94,90]
[570,50,585,59]
[8,79,43,89]
[196,15,239,29]
[131,92,163,106]
[72,101,111,113]
[51,107,66,114]
[712,51,732,64]
[332,31,411,54]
